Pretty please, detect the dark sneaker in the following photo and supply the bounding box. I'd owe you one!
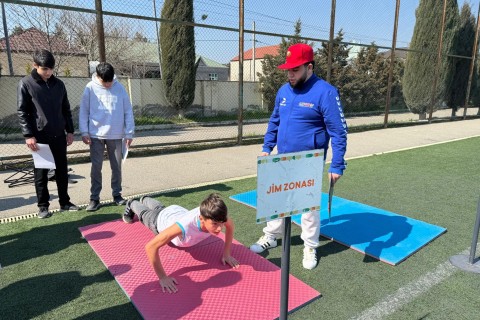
[86,200,101,212]
[60,202,80,211]
[114,195,127,206]
[123,199,134,224]
[38,207,51,219]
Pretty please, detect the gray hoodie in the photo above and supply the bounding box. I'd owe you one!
[79,74,135,139]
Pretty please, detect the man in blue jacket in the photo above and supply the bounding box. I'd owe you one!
[250,43,348,269]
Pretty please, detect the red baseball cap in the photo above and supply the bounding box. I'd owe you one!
[278,43,314,70]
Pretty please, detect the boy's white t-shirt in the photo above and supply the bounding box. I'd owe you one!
[156,205,211,247]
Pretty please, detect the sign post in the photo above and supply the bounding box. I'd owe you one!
[280,216,291,320]
[256,150,324,319]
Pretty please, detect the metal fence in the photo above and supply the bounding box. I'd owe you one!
[1,0,479,163]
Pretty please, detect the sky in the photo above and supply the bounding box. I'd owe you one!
[7,0,480,64]
[112,0,480,63]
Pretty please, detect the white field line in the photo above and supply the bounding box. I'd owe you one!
[351,250,469,320]
[345,135,480,162]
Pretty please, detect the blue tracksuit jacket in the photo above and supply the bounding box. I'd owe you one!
[262,74,348,175]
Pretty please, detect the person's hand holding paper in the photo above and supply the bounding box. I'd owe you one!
[31,143,56,169]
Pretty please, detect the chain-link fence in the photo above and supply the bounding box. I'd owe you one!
[1,0,479,164]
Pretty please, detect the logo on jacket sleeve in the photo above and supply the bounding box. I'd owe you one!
[280,97,287,107]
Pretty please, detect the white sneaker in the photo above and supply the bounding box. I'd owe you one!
[302,247,318,270]
[250,235,277,253]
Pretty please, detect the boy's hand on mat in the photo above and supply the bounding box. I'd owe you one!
[222,255,240,268]
[159,276,178,293]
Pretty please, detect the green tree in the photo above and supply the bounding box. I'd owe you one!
[448,3,476,116]
[11,25,24,36]
[403,0,459,119]
[160,0,196,117]
[314,29,351,85]
[471,63,480,110]
[341,44,386,113]
[388,56,407,111]
[258,20,311,111]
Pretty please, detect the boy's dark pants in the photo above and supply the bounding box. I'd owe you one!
[131,198,165,235]
[34,134,70,208]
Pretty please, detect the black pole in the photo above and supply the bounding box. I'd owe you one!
[449,197,480,273]
[468,198,480,263]
[279,216,292,320]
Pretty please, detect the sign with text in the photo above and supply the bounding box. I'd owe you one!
[256,149,324,223]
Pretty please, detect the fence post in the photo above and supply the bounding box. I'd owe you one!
[237,0,244,145]
[462,3,480,119]
[383,0,401,128]
[428,0,447,123]
[326,0,336,83]
[95,0,106,62]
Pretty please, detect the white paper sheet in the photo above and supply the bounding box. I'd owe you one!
[32,143,56,169]
[122,139,129,164]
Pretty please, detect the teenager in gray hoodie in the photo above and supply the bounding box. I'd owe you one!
[79,62,135,211]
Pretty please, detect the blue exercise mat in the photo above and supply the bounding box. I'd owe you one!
[230,190,446,265]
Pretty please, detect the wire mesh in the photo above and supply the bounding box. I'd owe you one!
[0,0,479,166]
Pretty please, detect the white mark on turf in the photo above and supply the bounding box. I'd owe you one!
[351,250,470,320]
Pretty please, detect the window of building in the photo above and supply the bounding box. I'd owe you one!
[209,73,218,81]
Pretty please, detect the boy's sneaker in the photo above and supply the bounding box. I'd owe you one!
[38,207,51,219]
[86,200,101,212]
[60,202,79,211]
[302,247,318,270]
[139,195,147,204]
[123,199,134,224]
[250,235,277,253]
[114,195,127,205]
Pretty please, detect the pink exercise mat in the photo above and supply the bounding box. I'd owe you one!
[79,219,320,320]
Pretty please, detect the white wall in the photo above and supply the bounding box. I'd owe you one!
[230,59,265,82]
[0,76,264,119]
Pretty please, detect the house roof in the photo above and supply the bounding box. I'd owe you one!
[0,27,86,55]
[128,41,159,63]
[379,47,408,60]
[231,44,279,61]
[122,41,226,68]
[196,55,227,68]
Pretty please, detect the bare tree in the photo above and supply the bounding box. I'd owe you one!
[60,10,152,77]
[8,1,78,73]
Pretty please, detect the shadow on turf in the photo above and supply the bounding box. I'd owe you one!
[0,213,120,267]
[0,194,39,211]
[0,265,138,319]
[73,304,141,320]
[161,183,233,198]
[262,235,382,266]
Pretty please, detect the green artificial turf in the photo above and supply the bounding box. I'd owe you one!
[1,137,479,319]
